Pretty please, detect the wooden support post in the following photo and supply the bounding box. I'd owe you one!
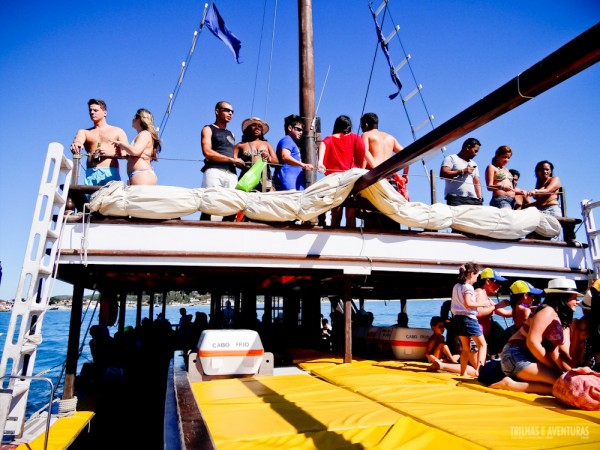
[343,278,352,363]
[136,292,143,327]
[118,292,127,333]
[63,283,84,399]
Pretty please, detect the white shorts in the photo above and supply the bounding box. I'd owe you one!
[201,167,238,189]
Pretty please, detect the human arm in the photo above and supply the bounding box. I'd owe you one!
[528,176,561,198]
[525,307,562,369]
[317,141,327,173]
[494,300,513,318]
[281,148,313,170]
[362,133,376,169]
[485,165,498,193]
[473,175,483,200]
[70,129,87,154]
[440,164,462,179]
[111,130,151,158]
[475,289,495,319]
[464,288,490,309]
[264,142,278,164]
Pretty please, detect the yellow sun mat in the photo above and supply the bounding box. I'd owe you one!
[191,355,600,449]
[15,411,94,450]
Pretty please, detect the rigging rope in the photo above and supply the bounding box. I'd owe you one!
[158,4,209,138]
[264,0,279,118]
[363,1,444,182]
[251,0,270,115]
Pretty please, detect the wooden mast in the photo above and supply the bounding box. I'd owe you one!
[298,0,317,186]
[353,22,600,193]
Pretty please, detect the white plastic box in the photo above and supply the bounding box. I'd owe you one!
[197,329,265,375]
[390,327,433,361]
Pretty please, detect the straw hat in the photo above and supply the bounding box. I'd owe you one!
[544,277,583,295]
[242,117,269,134]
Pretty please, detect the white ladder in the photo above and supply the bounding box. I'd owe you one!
[0,143,72,438]
[582,199,600,278]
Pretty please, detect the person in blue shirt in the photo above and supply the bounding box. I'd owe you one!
[273,114,314,191]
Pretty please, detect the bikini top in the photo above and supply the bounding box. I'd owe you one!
[522,319,564,346]
[495,168,513,182]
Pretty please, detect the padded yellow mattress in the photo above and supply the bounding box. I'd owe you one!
[191,357,600,449]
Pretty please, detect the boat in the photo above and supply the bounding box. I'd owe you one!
[1,1,600,448]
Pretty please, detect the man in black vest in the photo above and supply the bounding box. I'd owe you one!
[200,101,245,221]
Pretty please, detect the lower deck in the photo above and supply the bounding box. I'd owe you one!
[172,351,600,449]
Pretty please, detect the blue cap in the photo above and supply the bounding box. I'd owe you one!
[510,280,544,295]
[479,268,507,282]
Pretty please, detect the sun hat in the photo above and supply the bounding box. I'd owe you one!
[544,277,583,295]
[510,280,544,295]
[242,117,270,135]
[479,268,507,282]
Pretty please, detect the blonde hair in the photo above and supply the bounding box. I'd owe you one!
[136,108,161,161]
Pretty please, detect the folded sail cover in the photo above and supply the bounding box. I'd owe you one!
[88,169,561,240]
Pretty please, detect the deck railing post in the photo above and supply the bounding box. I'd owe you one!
[430,169,437,204]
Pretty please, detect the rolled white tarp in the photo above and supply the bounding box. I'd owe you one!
[88,168,560,239]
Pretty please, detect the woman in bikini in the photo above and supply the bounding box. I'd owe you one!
[485,146,526,209]
[492,278,581,394]
[111,108,160,185]
[234,117,278,192]
[526,160,562,216]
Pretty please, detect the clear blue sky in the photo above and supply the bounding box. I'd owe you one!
[0,0,599,299]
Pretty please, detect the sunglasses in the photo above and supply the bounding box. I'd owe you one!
[293,126,304,132]
[219,108,234,114]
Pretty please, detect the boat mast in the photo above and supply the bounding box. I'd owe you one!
[353,22,600,192]
[298,0,317,186]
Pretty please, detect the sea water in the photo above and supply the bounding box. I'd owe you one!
[0,300,580,417]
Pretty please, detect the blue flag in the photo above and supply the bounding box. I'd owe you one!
[205,3,242,63]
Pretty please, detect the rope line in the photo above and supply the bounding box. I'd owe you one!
[158,4,209,137]
[263,0,279,118]
[251,0,270,115]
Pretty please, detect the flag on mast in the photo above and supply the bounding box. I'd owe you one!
[205,3,242,63]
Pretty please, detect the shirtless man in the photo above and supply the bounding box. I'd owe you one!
[70,99,128,186]
[360,112,408,228]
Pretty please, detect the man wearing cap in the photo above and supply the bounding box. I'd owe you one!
[234,117,278,192]
[200,101,245,221]
[475,268,511,355]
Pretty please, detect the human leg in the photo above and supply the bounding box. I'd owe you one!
[472,335,488,372]
[489,377,554,395]
[428,356,477,377]
[458,336,471,376]
[330,207,343,227]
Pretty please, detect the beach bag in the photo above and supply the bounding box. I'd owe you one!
[236,158,266,192]
[553,367,600,410]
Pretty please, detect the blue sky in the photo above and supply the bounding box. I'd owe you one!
[0,0,599,299]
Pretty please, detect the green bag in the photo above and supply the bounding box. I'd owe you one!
[235,158,266,192]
